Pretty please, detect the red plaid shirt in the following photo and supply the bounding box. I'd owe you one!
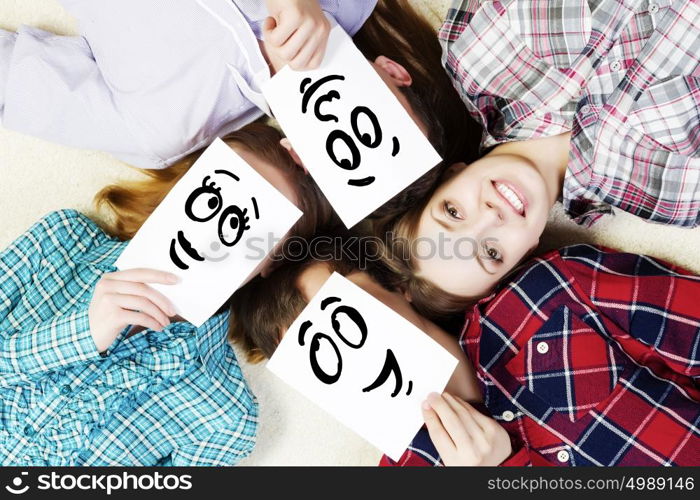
[439,0,700,227]
[381,245,700,466]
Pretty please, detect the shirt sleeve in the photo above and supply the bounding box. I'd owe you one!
[236,0,378,39]
[561,246,700,381]
[3,0,258,170]
[166,416,258,466]
[0,26,163,169]
[0,211,107,375]
[438,0,578,148]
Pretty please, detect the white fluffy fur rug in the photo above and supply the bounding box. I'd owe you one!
[1,0,699,465]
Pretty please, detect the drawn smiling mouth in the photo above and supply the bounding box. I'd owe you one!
[169,230,204,271]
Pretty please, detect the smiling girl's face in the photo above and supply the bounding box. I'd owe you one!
[413,153,555,299]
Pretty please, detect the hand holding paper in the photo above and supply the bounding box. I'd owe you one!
[267,272,458,461]
[115,138,302,326]
[263,26,442,228]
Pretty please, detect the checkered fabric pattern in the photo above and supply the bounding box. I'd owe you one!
[0,210,257,465]
[381,245,700,466]
[440,0,700,227]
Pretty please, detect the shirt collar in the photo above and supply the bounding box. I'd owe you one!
[195,0,272,114]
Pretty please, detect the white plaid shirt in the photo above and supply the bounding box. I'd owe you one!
[440,0,700,226]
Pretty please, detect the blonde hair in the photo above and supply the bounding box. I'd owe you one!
[95,122,333,244]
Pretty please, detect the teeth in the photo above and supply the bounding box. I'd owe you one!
[495,182,524,214]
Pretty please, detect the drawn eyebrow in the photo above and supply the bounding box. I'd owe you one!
[348,176,375,187]
[300,75,345,114]
[321,296,341,310]
[251,197,259,220]
[214,169,239,181]
[298,320,312,346]
[391,137,400,157]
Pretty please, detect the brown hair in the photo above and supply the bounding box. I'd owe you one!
[374,199,472,321]
[229,232,387,363]
[353,0,482,219]
[95,122,334,246]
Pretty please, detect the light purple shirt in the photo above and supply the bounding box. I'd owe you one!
[0,0,376,169]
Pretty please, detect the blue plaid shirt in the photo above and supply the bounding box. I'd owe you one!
[0,210,257,465]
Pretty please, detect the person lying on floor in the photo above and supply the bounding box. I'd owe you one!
[229,237,700,466]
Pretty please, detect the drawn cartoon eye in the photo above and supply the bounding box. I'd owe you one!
[351,106,383,148]
[309,333,343,384]
[326,130,360,171]
[218,205,250,247]
[185,176,222,222]
[331,305,368,349]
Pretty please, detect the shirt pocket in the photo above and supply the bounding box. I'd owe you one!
[627,75,700,157]
[505,305,628,423]
[506,0,592,70]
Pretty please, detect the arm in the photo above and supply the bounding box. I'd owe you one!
[0,211,177,376]
[438,1,579,146]
[0,26,161,169]
[0,211,105,375]
[3,0,249,169]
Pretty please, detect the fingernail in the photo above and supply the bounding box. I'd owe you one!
[427,392,440,402]
[167,274,179,284]
[422,400,431,411]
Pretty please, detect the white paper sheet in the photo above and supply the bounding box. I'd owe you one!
[115,138,302,326]
[262,26,442,228]
[266,272,458,461]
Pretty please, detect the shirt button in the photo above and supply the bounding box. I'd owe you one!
[60,385,71,395]
[23,425,35,437]
[649,3,659,13]
[536,341,549,354]
[610,60,622,71]
[580,105,591,114]
[502,410,515,422]
[557,450,570,462]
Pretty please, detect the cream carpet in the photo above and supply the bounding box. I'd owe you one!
[2,0,699,466]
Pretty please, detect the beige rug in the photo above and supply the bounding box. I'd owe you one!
[2,0,699,465]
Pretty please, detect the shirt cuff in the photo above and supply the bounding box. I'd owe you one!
[6,308,102,375]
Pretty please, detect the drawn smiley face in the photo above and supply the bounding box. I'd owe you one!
[169,169,260,271]
[299,75,401,187]
[297,295,413,398]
